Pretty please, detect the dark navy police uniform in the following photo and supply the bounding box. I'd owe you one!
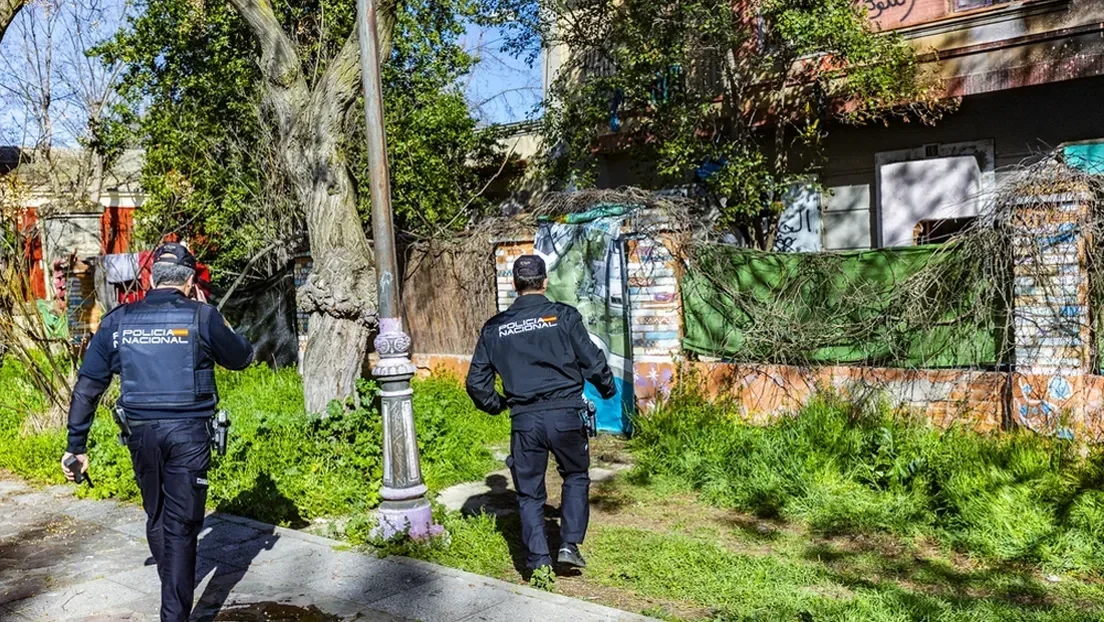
[66,284,253,622]
[466,282,615,570]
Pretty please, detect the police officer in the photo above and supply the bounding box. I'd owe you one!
[466,255,616,576]
[61,243,254,622]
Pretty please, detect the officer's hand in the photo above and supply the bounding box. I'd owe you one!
[61,453,89,481]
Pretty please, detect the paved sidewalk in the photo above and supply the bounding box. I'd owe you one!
[0,478,653,621]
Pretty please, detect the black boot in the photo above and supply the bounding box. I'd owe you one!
[557,543,587,568]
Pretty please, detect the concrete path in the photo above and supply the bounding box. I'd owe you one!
[0,477,654,622]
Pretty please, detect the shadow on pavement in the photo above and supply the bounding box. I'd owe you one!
[190,474,297,621]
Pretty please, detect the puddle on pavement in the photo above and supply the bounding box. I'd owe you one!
[213,602,341,621]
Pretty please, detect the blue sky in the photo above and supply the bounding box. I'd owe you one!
[458,23,544,126]
[0,6,541,147]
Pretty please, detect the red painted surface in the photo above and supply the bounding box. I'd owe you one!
[100,207,135,255]
[19,208,46,300]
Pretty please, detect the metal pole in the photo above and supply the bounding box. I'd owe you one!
[356,0,436,539]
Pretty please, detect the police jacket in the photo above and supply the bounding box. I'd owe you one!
[65,289,255,454]
[466,293,616,416]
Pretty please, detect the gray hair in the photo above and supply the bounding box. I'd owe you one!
[151,262,195,288]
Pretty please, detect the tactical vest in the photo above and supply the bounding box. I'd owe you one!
[117,302,218,412]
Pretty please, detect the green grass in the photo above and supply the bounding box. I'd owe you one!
[629,383,1104,575]
[369,378,1104,621]
[0,359,509,526]
[584,525,1104,621]
[5,354,1104,620]
[393,475,1104,621]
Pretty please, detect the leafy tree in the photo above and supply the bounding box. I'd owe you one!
[535,0,953,248]
[97,0,503,410]
[94,0,292,278]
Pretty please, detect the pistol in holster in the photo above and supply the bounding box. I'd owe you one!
[580,400,598,439]
[112,405,132,446]
[210,410,230,456]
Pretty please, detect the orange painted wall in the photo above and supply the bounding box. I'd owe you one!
[101,207,135,255]
[410,351,1018,432]
[864,0,948,32]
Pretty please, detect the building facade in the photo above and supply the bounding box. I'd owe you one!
[539,0,1104,251]
[821,0,1104,251]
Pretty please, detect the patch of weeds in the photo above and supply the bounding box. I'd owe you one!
[529,565,556,592]
[630,381,1104,572]
[0,360,510,528]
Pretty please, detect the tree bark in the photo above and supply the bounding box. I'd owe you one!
[225,0,396,413]
[0,0,24,44]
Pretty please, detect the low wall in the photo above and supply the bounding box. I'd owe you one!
[407,352,1064,434]
[636,361,1007,432]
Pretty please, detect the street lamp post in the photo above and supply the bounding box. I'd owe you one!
[355,0,436,539]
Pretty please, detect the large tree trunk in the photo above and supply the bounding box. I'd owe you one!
[227,0,396,413]
[0,0,25,43]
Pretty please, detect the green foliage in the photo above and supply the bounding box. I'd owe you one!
[347,0,503,236]
[93,0,279,278]
[412,372,510,490]
[0,359,509,526]
[528,564,557,591]
[541,0,950,245]
[95,0,503,283]
[630,380,1104,574]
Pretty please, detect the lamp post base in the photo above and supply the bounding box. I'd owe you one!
[373,497,443,540]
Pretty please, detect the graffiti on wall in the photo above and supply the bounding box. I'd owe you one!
[861,0,949,33]
[536,218,635,434]
[863,0,915,22]
[1015,375,1076,439]
[774,183,822,253]
[1009,190,1090,440]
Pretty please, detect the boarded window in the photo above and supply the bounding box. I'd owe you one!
[877,156,982,248]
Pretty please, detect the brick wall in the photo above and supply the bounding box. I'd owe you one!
[408,353,1008,431]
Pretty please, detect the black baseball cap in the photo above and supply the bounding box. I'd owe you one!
[153,242,197,271]
[513,255,547,280]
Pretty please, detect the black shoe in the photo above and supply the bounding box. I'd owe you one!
[557,543,587,568]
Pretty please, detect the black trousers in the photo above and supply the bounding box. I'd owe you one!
[127,417,211,622]
[507,408,590,570]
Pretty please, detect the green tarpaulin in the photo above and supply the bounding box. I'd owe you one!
[682,244,1004,368]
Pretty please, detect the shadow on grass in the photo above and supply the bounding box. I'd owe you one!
[215,472,308,529]
[801,540,1060,613]
[589,482,630,514]
[460,474,578,579]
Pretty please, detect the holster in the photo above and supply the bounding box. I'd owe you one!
[580,400,598,438]
[112,405,132,446]
[210,410,230,456]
